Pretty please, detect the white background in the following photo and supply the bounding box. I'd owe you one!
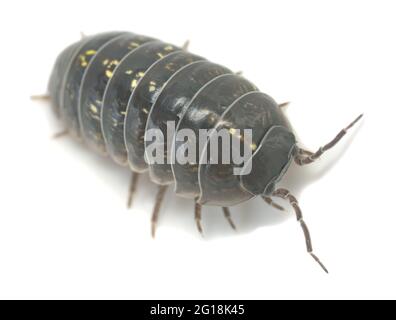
[0,0,394,299]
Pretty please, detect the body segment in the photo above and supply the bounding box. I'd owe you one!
[145,61,232,184]
[78,33,155,153]
[60,32,125,137]
[172,74,258,198]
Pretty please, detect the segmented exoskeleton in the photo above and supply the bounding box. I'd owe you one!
[38,31,363,273]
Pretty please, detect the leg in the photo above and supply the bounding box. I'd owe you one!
[278,102,290,108]
[295,114,363,165]
[127,172,140,208]
[182,40,190,51]
[52,130,68,139]
[194,200,203,235]
[30,94,50,101]
[262,196,285,211]
[222,207,236,230]
[151,185,168,238]
[272,188,328,273]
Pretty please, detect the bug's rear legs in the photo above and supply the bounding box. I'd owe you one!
[222,207,236,230]
[272,188,328,273]
[31,94,68,138]
[182,40,190,51]
[295,114,363,165]
[30,94,50,101]
[151,185,168,238]
[278,102,290,108]
[53,130,68,139]
[127,172,140,209]
[31,93,68,137]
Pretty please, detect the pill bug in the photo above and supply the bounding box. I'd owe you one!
[35,31,363,273]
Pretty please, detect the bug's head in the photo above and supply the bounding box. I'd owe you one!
[198,93,297,207]
[239,125,297,197]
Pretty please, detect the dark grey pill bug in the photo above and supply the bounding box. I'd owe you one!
[42,31,363,273]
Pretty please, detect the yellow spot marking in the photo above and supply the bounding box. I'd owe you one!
[128,42,140,49]
[164,45,173,51]
[105,70,113,78]
[109,60,119,68]
[229,128,236,135]
[142,108,149,114]
[149,81,156,92]
[79,55,88,67]
[85,50,96,56]
[250,143,257,151]
[103,59,109,66]
[138,71,145,77]
[157,52,164,58]
[125,70,133,75]
[90,104,98,113]
[131,79,138,88]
